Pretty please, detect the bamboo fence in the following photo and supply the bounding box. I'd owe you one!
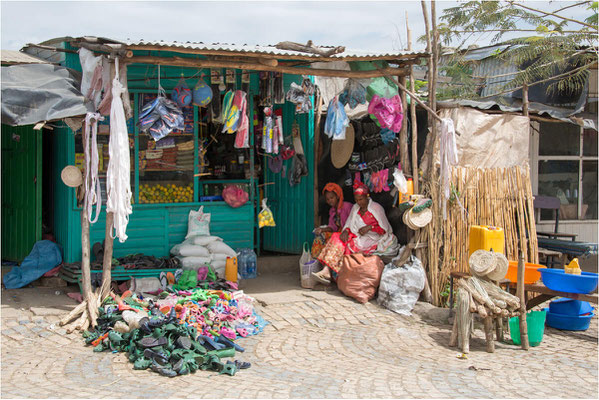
[425,165,538,305]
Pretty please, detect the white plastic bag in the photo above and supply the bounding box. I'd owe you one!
[393,168,408,193]
[299,242,321,289]
[377,253,425,316]
[186,206,211,239]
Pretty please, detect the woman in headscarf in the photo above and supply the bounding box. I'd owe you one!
[313,182,398,285]
[311,183,353,258]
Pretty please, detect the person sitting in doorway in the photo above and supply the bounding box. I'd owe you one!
[311,182,353,258]
[313,182,398,285]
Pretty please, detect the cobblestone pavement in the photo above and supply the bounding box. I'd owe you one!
[1,283,597,399]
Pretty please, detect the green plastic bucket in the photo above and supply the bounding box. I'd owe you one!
[509,310,547,347]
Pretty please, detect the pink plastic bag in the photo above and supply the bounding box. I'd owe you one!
[222,185,249,208]
[368,94,404,133]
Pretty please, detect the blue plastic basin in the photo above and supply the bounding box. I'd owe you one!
[538,268,598,294]
[549,298,593,316]
[544,308,594,331]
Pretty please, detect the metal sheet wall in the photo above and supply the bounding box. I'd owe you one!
[262,75,315,254]
[1,125,42,261]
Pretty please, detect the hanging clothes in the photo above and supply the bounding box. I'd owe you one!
[106,58,133,243]
[368,94,404,133]
[83,112,104,223]
[439,118,458,220]
[234,92,250,149]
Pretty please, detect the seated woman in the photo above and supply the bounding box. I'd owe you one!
[311,183,353,258]
[313,182,398,285]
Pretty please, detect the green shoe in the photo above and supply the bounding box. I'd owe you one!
[133,357,153,370]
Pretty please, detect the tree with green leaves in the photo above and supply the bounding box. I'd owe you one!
[436,1,598,99]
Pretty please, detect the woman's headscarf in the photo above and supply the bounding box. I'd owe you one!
[353,182,369,196]
[322,182,344,209]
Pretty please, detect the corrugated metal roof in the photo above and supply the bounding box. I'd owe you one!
[1,50,50,65]
[119,39,425,59]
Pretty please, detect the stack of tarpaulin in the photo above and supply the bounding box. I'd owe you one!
[82,268,267,377]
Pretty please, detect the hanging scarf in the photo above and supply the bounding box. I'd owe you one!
[83,112,104,223]
[106,57,133,243]
[439,118,458,220]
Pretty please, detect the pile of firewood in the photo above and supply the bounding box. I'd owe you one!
[450,276,522,353]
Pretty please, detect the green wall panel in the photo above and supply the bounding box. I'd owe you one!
[262,75,315,254]
[1,125,42,261]
[64,202,255,263]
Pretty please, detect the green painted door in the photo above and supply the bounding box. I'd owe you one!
[1,125,42,261]
[262,78,315,254]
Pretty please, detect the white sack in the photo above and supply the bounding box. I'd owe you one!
[179,244,210,257]
[179,256,211,269]
[207,241,237,257]
[192,235,223,246]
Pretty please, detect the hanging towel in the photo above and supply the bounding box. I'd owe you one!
[106,58,133,243]
[439,118,458,220]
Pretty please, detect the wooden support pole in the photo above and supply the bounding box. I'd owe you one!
[425,0,439,181]
[517,251,530,350]
[407,13,420,194]
[496,316,504,342]
[420,0,435,180]
[99,212,114,300]
[483,316,495,353]
[125,56,410,79]
[314,90,324,228]
[399,75,411,175]
[522,84,529,117]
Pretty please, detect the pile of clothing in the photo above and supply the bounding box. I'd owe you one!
[176,140,195,170]
[83,284,266,377]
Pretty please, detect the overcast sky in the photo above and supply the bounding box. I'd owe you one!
[0,1,591,52]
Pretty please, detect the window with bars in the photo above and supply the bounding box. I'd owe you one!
[536,119,598,221]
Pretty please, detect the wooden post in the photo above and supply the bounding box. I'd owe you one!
[407,12,419,194]
[314,90,324,228]
[517,251,530,350]
[425,0,439,180]
[420,0,438,181]
[99,62,118,301]
[99,212,114,299]
[399,75,411,176]
[483,316,495,353]
[522,83,529,117]
[496,316,504,342]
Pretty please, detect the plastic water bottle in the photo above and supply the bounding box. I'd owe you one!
[237,249,248,279]
[246,249,257,279]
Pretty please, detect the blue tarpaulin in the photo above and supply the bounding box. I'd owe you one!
[3,240,62,289]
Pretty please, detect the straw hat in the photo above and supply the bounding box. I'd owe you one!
[404,207,432,230]
[331,123,355,169]
[469,249,497,277]
[486,252,509,281]
[61,165,83,187]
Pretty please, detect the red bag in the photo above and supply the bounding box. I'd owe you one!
[337,254,385,304]
[222,185,249,208]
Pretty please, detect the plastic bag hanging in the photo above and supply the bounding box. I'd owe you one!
[192,77,213,107]
[324,96,349,140]
[339,79,367,109]
[171,76,192,107]
[106,57,133,243]
[258,198,276,228]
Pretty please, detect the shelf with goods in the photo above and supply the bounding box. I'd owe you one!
[136,91,196,204]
